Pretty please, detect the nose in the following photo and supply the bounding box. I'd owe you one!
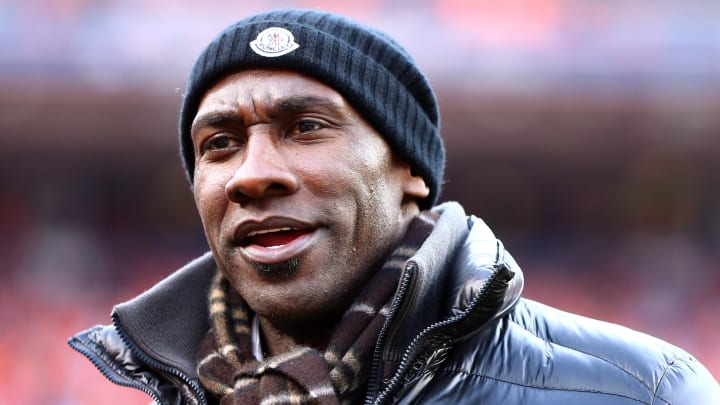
[225,133,299,203]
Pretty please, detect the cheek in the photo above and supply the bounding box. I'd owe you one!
[297,156,389,208]
[193,166,230,228]
[358,152,405,208]
[346,156,406,230]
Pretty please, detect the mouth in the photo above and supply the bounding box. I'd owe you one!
[244,227,313,249]
[235,218,317,265]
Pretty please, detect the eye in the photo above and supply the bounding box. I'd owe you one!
[200,134,243,155]
[291,119,324,136]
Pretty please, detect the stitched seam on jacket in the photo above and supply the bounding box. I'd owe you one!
[435,368,650,404]
[509,317,657,395]
[650,357,679,405]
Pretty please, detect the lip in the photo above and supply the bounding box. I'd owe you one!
[233,216,318,264]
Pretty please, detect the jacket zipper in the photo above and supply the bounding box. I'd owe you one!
[371,264,511,405]
[68,334,164,404]
[365,261,418,404]
[111,312,208,405]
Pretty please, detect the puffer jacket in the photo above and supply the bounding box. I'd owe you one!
[69,202,720,404]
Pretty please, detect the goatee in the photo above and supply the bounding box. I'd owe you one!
[252,257,300,277]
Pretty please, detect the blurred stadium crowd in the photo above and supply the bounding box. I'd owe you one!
[1,1,718,404]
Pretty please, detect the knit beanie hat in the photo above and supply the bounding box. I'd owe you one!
[179,9,445,209]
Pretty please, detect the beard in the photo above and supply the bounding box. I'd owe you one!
[252,257,300,278]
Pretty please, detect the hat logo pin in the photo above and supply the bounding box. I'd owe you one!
[250,27,300,57]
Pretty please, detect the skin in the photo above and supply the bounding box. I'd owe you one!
[191,69,429,354]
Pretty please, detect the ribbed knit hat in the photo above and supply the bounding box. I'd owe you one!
[179,9,444,209]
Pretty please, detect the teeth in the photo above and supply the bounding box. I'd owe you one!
[246,227,296,238]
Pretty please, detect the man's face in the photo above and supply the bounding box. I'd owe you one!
[191,69,428,326]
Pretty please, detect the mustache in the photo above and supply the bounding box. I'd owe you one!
[252,257,300,277]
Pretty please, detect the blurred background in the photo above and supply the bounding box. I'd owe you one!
[1,1,718,403]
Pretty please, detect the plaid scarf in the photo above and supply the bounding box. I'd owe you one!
[196,215,435,405]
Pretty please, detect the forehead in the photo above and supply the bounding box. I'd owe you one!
[197,69,347,112]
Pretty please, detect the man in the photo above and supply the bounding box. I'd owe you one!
[69,9,720,404]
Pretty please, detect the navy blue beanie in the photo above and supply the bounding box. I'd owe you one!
[179,9,444,209]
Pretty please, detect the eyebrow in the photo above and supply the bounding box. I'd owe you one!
[276,95,343,114]
[191,113,244,139]
[191,95,344,138]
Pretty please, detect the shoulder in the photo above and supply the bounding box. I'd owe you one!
[509,299,719,400]
[423,298,720,404]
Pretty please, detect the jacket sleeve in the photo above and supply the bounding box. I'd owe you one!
[653,355,720,405]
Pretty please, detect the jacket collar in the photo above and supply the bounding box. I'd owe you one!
[385,201,525,357]
[446,211,525,323]
[112,252,216,379]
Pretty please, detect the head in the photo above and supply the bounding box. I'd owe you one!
[180,9,445,327]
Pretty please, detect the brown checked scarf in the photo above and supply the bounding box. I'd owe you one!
[196,214,435,405]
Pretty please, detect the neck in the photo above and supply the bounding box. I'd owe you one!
[257,313,342,356]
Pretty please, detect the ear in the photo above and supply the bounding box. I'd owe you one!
[399,164,430,201]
